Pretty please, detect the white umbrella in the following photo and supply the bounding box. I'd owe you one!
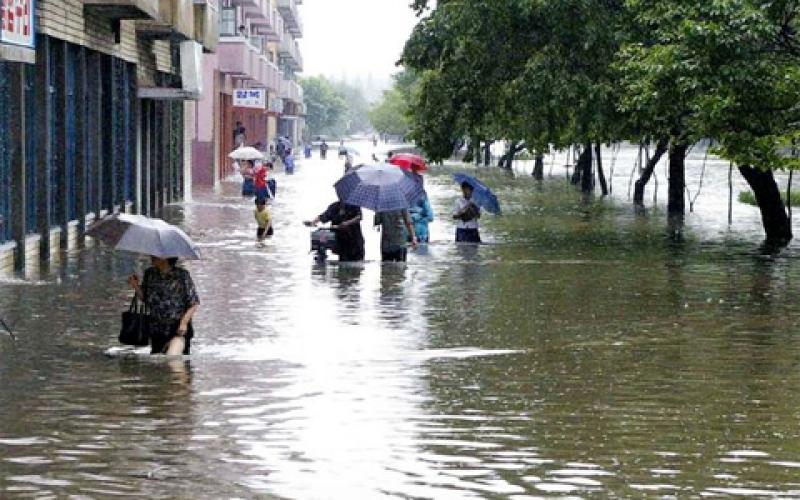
[228,146,265,161]
[86,213,201,260]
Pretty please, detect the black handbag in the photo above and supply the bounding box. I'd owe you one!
[119,297,151,347]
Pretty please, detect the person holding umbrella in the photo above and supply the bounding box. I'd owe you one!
[388,154,433,244]
[453,182,482,243]
[127,257,200,355]
[87,213,202,355]
[451,173,502,243]
[334,163,425,261]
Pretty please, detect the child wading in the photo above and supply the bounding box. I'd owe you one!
[453,182,481,243]
[254,198,273,243]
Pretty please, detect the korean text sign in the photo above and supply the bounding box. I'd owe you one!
[233,89,267,110]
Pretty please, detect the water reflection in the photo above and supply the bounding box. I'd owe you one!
[2,141,800,497]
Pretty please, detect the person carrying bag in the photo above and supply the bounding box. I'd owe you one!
[119,296,151,347]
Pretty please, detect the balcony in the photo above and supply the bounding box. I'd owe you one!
[280,75,302,104]
[217,37,260,79]
[278,36,302,71]
[264,8,284,41]
[277,0,302,38]
[260,56,281,92]
[136,0,195,40]
[83,0,159,20]
[193,0,219,51]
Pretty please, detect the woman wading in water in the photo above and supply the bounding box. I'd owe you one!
[128,256,200,355]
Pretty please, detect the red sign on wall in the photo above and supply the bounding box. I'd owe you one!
[1,0,35,48]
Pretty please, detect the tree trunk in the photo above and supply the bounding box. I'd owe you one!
[633,140,668,206]
[595,143,608,196]
[572,144,593,192]
[533,152,544,180]
[501,142,526,170]
[571,146,585,185]
[580,142,593,193]
[668,142,688,216]
[484,142,492,166]
[739,165,793,247]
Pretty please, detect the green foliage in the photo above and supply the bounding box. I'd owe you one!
[368,88,410,138]
[330,79,372,134]
[299,76,347,137]
[402,0,800,171]
[738,189,800,207]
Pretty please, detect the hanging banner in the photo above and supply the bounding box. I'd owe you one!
[0,0,35,49]
[233,88,267,110]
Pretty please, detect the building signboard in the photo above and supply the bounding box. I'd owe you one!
[234,88,267,110]
[0,0,35,49]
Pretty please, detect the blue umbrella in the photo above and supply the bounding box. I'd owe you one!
[453,173,502,215]
[335,164,425,212]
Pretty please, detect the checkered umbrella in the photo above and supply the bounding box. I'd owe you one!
[334,164,425,212]
[86,213,201,260]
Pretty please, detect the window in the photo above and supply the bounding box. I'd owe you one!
[220,7,237,37]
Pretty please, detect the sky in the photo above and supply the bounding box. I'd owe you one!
[299,0,420,85]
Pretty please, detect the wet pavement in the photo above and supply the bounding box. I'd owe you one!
[2,141,800,498]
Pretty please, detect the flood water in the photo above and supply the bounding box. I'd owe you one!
[2,141,800,498]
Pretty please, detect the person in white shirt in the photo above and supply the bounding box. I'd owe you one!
[453,182,481,243]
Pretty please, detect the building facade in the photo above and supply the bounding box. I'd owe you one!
[189,0,304,188]
[0,0,217,274]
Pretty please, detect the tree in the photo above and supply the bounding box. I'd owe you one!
[368,88,411,138]
[299,76,347,137]
[330,79,372,135]
[618,0,800,244]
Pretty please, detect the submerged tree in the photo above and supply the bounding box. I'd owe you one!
[404,0,800,245]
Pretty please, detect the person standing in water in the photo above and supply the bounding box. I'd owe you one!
[453,182,481,243]
[128,257,200,355]
[374,210,418,262]
[254,197,273,243]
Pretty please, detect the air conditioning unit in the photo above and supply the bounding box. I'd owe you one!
[180,41,204,95]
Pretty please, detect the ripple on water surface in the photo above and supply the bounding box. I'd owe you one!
[2,143,800,497]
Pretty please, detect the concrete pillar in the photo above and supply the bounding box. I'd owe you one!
[135,99,143,214]
[75,47,88,238]
[183,101,194,202]
[54,40,69,248]
[213,73,222,190]
[9,63,26,270]
[91,52,104,218]
[34,35,53,260]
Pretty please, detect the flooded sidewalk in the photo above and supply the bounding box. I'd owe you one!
[2,143,800,497]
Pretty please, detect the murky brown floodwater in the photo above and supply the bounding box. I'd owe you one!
[2,141,800,498]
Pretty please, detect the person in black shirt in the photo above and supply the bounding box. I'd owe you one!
[304,201,365,262]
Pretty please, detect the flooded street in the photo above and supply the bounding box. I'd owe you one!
[2,142,800,498]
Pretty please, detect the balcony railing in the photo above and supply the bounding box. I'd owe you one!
[83,0,160,20]
[280,75,302,104]
[276,0,302,38]
[217,37,258,78]
[278,36,302,71]
[136,0,195,40]
[193,0,219,51]
[261,57,281,92]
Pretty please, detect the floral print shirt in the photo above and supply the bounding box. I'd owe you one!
[142,266,200,322]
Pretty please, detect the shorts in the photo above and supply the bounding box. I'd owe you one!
[257,226,274,239]
[456,228,481,243]
[150,321,193,355]
[381,248,407,262]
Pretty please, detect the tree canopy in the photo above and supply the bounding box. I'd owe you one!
[300,76,347,138]
[401,0,799,168]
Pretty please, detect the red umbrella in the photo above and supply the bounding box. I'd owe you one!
[389,153,428,173]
